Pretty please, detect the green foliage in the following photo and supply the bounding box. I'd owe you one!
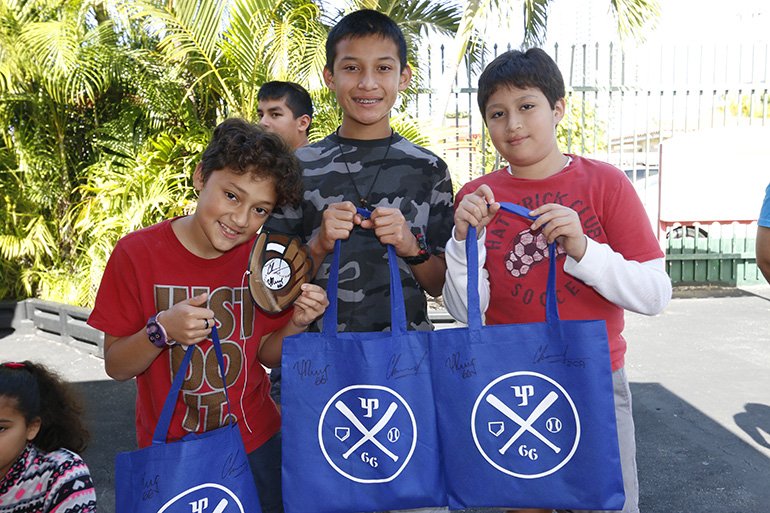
[66,127,203,306]
[522,0,549,49]
[471,127,502,180]
[0,0,200,305]
[308,87,343,143]
[723,92,770,119]
[558,94,608,156]
[0,0,115,301]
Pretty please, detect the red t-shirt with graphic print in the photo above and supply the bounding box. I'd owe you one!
[455,155,663,371]
[88,218,291,452]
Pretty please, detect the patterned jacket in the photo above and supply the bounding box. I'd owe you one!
[0,443,97,513]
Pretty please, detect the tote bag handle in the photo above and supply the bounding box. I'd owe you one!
[152,325,233,444]
[322,208,408,337]
[466,202,559,331]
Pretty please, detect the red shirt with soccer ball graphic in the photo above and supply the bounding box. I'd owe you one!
[455,155,663,371]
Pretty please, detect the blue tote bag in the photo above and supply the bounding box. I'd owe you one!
[429,203,625,511]
[115,326,262,513]
[281,239,446,513]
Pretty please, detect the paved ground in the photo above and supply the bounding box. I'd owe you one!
[1,285,769,513]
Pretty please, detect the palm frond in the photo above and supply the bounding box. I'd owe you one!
[0,214,56,260]
[119,0,240,115]
[609,0,661,43]
[308,87,342,142]
[385,0,461,39]
[522,0,549,49]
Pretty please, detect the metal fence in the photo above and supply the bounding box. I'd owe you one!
[412,41,770,286]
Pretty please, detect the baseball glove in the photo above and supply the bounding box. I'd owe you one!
[247,231,313,313]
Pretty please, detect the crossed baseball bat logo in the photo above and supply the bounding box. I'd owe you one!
[486,390,561,455]
[335,400,400,462]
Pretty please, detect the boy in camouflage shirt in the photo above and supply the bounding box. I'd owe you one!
[266,9,454,334]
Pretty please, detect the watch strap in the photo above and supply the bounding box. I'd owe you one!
[403,233,431,265]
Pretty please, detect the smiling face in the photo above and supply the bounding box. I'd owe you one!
[257,98,310,150]
[177,166,278,259]
[323,34,411,140]
[484,85,566,179]
[0,396,40,480]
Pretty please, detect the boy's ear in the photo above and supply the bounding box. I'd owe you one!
[193,162,205,190]
[297,114,311,133]
[553,98,566,126]
[323,66,335,91]
[398,64,412,92]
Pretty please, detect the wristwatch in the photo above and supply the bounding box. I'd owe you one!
[146,313,174,348]
[403,233,431,265]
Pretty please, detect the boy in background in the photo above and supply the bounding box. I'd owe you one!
[257,80,314,410]
[442,48,672,513]
[266,9,453,335]
[88,118,328,513]
[257,80,313,150]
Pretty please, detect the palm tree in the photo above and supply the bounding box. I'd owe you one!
[116,0,461,129]
[0,0,197,304]
[0,0,121,301]
[111,0,329,121]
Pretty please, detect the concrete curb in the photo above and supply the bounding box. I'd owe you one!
[0,299,103,357]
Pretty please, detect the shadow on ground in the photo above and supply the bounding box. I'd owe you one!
[632,382,769,512]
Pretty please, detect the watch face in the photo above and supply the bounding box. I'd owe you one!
[147,321,165,346]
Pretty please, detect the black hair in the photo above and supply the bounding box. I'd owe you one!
[325,9,408,73]
[477,48,566,120]
[257,81,314,134]
[0,361,90,454]
[198,118,302,208]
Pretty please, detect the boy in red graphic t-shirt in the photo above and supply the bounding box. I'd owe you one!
[88,118,328,513]
[443,49,672,513]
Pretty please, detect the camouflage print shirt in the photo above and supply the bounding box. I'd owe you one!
[265,130,455,333]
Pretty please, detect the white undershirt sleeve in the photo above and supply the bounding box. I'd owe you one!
[442,227,491,323]
[444,232,672,321]
[563,235,672,315]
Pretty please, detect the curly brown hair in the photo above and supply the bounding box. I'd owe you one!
[0,361,90,454]
[198,118,303,208]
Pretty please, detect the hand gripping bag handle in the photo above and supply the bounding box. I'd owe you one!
[322,207,408,336]
[466,201,559,331]
[152,325,233,444]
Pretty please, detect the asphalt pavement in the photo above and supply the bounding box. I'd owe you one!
[1,285,769,513]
